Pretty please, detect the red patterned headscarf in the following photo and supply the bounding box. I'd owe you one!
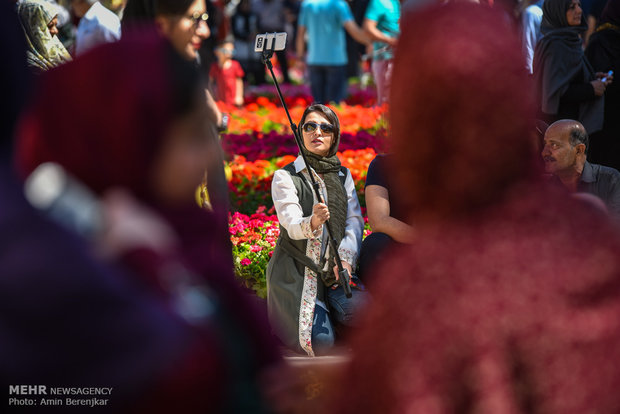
[331,3,620,414]
[389,2,538,223]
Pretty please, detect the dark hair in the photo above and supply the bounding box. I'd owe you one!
[121,0,156,30]
[154,0,196,16]
[298,104,341,154]
[165,42,204,117]
[569,125,589,154]
[122,0,195,30]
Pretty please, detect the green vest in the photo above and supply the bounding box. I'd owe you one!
[266,162,347,352]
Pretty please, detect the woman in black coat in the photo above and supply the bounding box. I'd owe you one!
[533,0,612,134]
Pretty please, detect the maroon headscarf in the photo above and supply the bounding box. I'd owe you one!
[388,2,538,224]
[330,3,620,413]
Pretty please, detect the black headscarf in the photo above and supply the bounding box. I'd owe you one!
[533,0,604,132]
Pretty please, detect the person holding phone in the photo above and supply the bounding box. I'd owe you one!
[533,0,613,133]
[585,0,620,170]
[267,104,367,356]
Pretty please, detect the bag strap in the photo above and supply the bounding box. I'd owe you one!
[279,237,326,277]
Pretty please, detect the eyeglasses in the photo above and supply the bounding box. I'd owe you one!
[302,122,335,134]
[186,11,209,28]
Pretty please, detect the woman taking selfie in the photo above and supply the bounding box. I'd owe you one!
[267,104,367,357]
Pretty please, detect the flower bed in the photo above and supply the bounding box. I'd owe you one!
[218,99,387,136]
[222,130,387,161]
[230,207,279,298]
[244,82,378,108]
[227,149,376,215]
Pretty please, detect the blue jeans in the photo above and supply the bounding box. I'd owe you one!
[308,65,348,104]
[326,279,369,326]
[311,304,334,355]
[311,279,369,354]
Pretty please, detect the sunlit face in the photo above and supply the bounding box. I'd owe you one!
[541,124,579,174]
[566,0,582,26]
[158,0,210,61]
[301,111,334,157]
[47,16,58,37]
[150,105,212,204]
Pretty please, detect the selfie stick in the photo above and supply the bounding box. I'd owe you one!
[259,35,352,298]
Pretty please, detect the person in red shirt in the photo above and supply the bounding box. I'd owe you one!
[209,38,245,106]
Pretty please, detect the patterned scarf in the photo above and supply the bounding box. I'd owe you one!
[18,0,72,72]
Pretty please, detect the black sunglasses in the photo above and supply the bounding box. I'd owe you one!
[302,122,335,134]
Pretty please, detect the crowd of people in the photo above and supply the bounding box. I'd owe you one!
[4,0,620,412]
[13,0,400,105]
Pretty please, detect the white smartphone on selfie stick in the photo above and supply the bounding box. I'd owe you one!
[254,32,287,53]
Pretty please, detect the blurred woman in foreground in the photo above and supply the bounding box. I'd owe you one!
[332,3,620,413]
[14,32,279,412]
